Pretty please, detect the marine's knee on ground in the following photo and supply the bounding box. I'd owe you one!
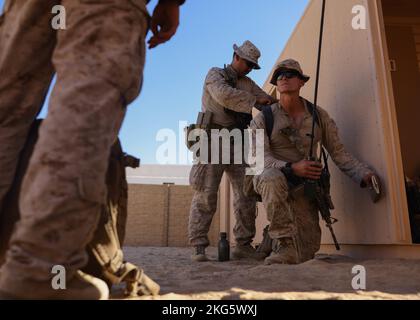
[254,168,289,201]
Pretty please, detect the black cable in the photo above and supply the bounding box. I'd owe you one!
[309,0,326,159]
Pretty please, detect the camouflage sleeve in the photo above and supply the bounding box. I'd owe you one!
[205,68,257,114]
[247,77,272,99]
[319,108,373,185]
[250,112,287,169]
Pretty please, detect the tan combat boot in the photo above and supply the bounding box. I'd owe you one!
[0,270,109,300]
[255,225,273,258]
[264,238,300,265]
[56,270,109,300]
[191,246,209,262]
[231,244,266,261]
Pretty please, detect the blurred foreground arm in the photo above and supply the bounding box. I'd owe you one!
[148,0,185,49]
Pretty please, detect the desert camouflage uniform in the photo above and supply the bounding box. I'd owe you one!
[250,100,373,262]
[188,64,271,247]
[0,0,149,298]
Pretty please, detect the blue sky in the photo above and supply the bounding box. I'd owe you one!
[1,0,309,164]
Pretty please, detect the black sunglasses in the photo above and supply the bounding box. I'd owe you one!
[244,59,257,69]
[277,70,301,80]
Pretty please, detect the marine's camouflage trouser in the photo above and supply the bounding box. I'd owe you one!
[254,168,321,263]
[189,163,257,247]
[0,0,148,297]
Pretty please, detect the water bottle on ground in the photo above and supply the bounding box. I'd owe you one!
[218,232,230,262]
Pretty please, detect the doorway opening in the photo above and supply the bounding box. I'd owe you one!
[382,0,420,243]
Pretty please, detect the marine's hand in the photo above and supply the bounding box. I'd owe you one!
[148,1,180,49]
[362,173,375,187]
[362,173,382,203]
[291,160,322,180]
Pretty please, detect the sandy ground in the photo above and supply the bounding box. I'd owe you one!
[113,247,420,300]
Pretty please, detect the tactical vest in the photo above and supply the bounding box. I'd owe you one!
[221,66,253,130]
[243,100,329,200]
[261,99,321,140]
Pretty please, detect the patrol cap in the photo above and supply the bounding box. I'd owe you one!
[233,40,261,70]
[270,59,310,85]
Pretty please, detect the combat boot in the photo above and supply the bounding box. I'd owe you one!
[56,270,109,300]
[231,244,266,260]
[0,270,109,300]
[264,237,300,265]
[191,246,209,262]
[255,225,273,258]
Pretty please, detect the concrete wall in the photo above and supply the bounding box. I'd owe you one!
[125,184,220,247]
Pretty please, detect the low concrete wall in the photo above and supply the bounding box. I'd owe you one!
[125,184,220,247]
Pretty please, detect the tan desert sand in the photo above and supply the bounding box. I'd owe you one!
[112,247,420,300]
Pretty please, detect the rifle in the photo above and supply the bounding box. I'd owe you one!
[304,0,340,251]
[305,150,340,250]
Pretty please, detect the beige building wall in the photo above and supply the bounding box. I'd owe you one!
[262,0,410,245]
[125,184,220,247]
[226,0,416,248]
